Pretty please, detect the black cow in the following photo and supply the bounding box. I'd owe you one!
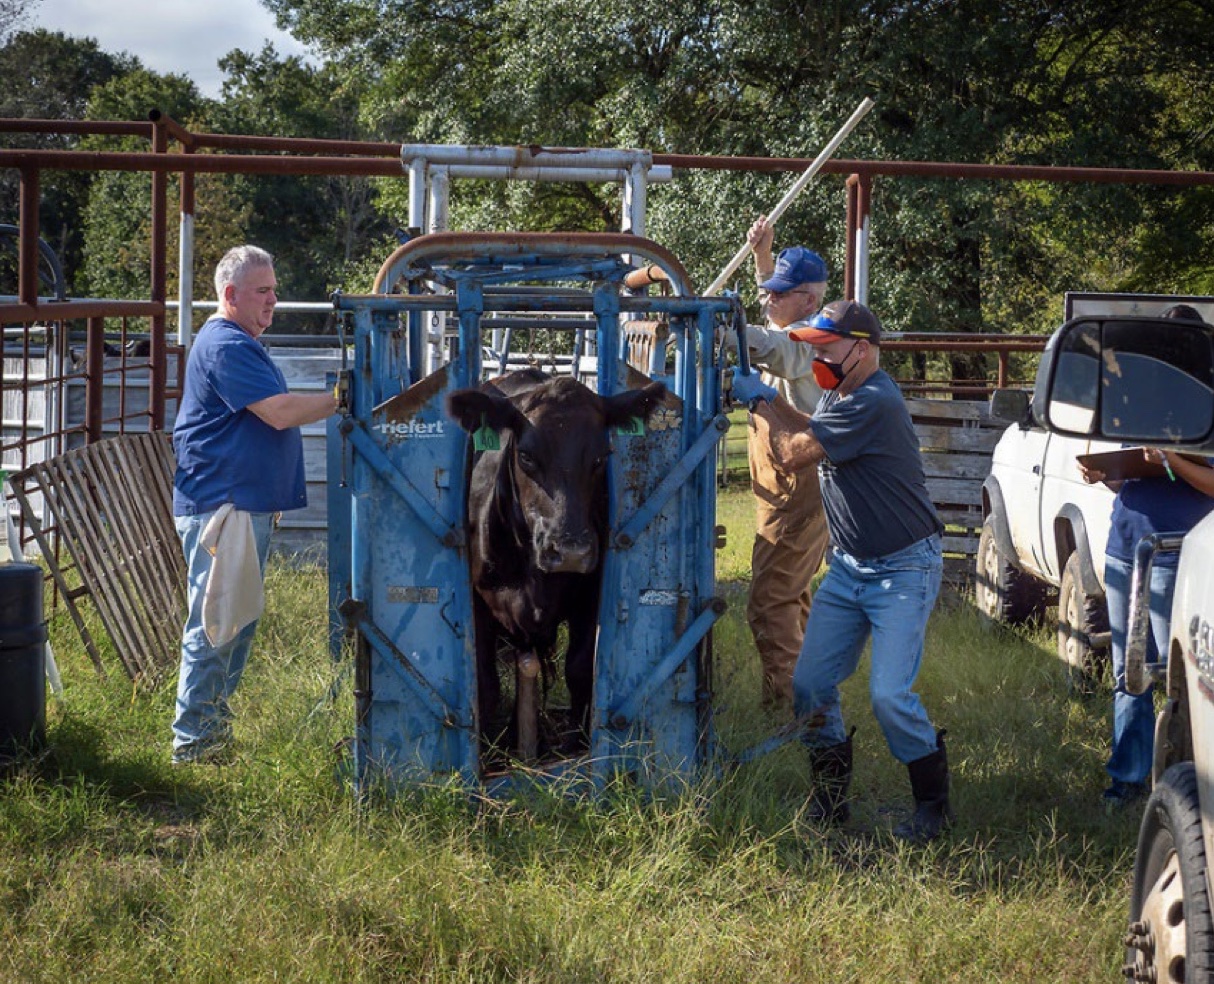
[446,368,667,754]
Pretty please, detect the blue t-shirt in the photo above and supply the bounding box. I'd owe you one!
[809,370,944,560]
[1106,465,1214,567]
[173,318,306,516]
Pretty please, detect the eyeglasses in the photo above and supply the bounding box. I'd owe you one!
[767,288,815,300]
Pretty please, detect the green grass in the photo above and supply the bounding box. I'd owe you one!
[0,488,1137,983]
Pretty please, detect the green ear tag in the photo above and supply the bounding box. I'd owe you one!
[473,415,500,451]
[616,416,645,436]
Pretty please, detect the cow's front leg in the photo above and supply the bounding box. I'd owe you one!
[515,652,540,762]
[472,604,503,749]
[563,614,596,752]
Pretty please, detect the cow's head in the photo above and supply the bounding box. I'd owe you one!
[447,376,667,574]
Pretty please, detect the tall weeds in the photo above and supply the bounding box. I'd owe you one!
[0,490,1137,982]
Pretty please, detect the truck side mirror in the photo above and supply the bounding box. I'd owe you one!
[1035,316,1214,447]
[989,388,1032,428]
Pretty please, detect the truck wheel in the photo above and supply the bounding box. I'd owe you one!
[1057,553,1109,696]
[975,514,1045,624]
[1127,763,1214,983]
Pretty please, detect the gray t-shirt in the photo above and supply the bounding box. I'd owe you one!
[809,370,943,559]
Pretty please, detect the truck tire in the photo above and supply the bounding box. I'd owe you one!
[975,514,1046,624]
[1127,763,1214,983]
[1057,552,1109,695]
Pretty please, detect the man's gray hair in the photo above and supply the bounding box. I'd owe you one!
[214,245,274,299]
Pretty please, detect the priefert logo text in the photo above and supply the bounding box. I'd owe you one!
[375,419,446,437]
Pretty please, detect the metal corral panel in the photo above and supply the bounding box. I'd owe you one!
[341,355,478,787]
[7,432,184,684]
[590,372,717,787]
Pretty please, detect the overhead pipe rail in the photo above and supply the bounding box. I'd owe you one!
[6,111,1214,327]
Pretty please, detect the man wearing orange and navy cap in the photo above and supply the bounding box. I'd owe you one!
[732,299,952,844]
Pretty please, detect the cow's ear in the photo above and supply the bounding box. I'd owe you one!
[603,381,668,428]
[446,388,529,437]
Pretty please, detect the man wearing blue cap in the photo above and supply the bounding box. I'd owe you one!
[730,216,832,714]
[732,299,952,844]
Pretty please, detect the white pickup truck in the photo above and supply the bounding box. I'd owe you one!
[979,293,1214,692]
[976,408,1118,689]
[1031,310,1214,981]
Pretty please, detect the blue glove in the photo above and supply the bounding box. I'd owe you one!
[731,370,777,408]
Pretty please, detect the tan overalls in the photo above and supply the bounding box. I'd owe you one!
[742,323,830,709]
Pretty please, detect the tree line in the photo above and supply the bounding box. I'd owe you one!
[3,1,1214,339]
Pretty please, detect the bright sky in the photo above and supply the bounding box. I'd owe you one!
[29,0,312,99]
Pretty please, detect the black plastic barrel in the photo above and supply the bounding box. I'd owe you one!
[0,563,46,764]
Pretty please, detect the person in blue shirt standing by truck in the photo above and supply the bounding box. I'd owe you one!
[1079,303,1214,808]
[170,245,338,765]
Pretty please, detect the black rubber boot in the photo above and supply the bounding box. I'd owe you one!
[893,730,954,844]
[807,730,855,825]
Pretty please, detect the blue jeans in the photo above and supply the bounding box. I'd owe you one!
[172,510,274,758]
[792,534,943,763]
[1104,554,1173,787]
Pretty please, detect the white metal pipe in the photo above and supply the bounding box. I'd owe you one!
[705,97,876,296]
[427,166,450,233]
[426,167,451,375]
[621,163,648,322]
[178,212,194,347]
[167,300,334,312]
[624,161,647,236]
[438,164,672,184]
[856,214,871,305]
[408,158,428,232]
[45,322,62,457]
[402,145,653,170]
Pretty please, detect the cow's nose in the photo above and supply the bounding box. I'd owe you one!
[539,533,598,574]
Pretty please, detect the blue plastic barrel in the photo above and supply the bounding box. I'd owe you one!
[0,563,46,763]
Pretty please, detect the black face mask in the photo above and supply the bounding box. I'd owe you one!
[811,341,859,390]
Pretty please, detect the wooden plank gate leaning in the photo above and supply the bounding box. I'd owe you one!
[8,433,184,686]
[906,396,1006,586]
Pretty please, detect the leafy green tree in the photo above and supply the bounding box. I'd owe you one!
[264,0,1214,360]
[210,45,394,307]
[0,30,137,292]
[0,0,37,43]
[76,69,210,300]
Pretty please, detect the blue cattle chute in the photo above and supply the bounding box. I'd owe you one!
[328,232,734,796]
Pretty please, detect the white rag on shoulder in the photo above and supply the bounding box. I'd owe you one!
[200,503,264,648]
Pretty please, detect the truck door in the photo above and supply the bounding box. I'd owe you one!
[1039,433,1115,586]
[1000,425,1048,579]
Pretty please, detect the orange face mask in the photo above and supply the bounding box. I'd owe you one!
[811,341,859,390]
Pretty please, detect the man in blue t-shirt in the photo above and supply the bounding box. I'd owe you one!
[170,245,338,765]
[732,299,952,844]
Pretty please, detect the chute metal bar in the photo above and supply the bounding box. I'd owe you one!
[607,599,724,728]
[345,421,461,547]
[354,609,467,729]
[613,414,730,548]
